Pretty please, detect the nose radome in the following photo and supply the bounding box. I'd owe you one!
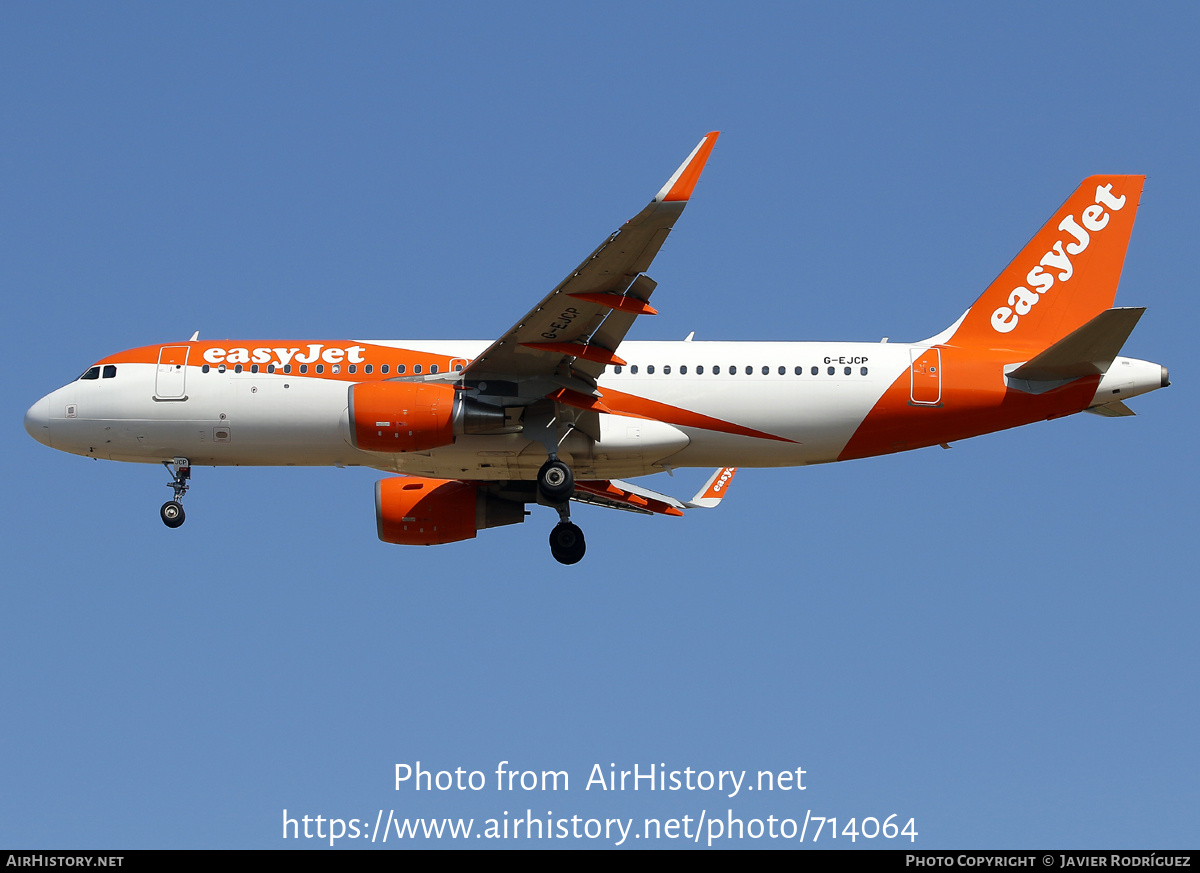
[24,397,51,447]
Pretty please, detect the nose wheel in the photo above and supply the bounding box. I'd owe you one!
[160,458,191,529]
[160,501,185,528]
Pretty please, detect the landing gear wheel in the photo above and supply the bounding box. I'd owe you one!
[537,459,574,504]
[160,501,185,529]
[549,521,586,565]
[160,458,191,528]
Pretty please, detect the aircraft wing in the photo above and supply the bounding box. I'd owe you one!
[461,132,720,386]
[572,480,686,516]
[569,468,737,516]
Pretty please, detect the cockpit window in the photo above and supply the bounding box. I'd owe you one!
[102,365,117,379]
[80,366,100,380]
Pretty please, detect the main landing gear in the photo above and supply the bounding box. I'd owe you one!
[538,458,585,565]
[549,520,586,565]
[537,458,574,504]
[160,458,190,529]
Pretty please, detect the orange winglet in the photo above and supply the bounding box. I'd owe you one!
[520,342,626,367]
[549,387,613,414]
[567,292,659,316]
[661,131,720,202]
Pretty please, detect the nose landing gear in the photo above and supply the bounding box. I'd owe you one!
[160,458,190,529]
[160,500,185,528]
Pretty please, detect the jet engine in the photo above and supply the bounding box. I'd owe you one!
[375,476,525,545]
[348,382,508,453]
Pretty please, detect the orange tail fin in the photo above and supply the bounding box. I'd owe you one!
[946,175,1144,353]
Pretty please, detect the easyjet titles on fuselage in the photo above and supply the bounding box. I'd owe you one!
[989,183,1128,334]
[202,343,369,368]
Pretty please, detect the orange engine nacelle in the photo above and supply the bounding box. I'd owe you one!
[350,382,456,452]
[375,476,525,545]
[348,381,510,453]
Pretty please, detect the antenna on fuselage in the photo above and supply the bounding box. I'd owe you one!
[188,331,199,342]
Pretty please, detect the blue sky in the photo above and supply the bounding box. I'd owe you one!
[3,2,1197,849]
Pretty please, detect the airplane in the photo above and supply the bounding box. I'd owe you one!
[23,132,1169,564]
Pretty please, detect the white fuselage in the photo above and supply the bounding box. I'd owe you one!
[24,339,1165,482]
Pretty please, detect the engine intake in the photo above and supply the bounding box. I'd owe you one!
[375,477,525,545]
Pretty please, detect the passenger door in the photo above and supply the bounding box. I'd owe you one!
[155,346,189,399]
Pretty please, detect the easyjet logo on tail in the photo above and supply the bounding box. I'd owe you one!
[990,184,1127,334]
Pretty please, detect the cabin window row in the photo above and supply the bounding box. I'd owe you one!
[198,362,465,375]
[612,364,870,377]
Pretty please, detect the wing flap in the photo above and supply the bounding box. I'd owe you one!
[573,479,685,517]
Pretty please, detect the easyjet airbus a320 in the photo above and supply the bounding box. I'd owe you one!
[24,133,1169,563]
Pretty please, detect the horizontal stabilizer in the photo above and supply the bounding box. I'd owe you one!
[1009,307,1145,382]
[1085,400,1136,417]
